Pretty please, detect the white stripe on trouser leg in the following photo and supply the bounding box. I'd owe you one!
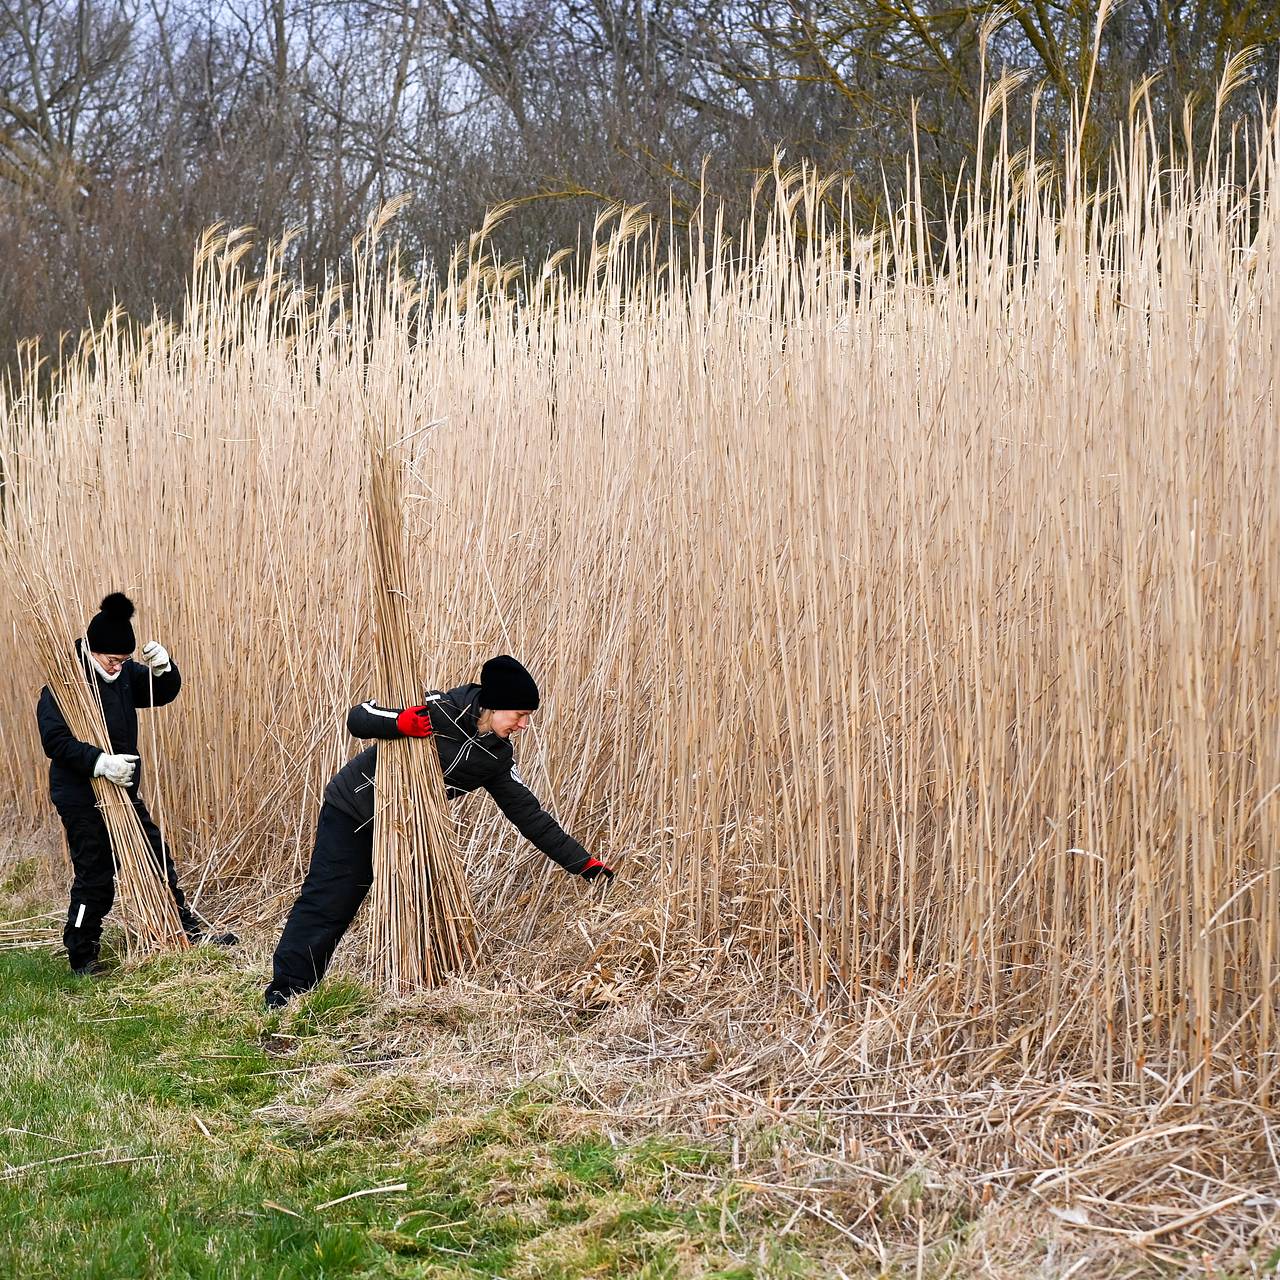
[74,903,86,928]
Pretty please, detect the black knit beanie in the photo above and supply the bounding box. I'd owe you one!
[479,655,540,710]
[85,593,136,654]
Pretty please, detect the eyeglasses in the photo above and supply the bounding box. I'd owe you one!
[94,653,132,669]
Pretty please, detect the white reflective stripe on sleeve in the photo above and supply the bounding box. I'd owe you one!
[362,701,400,719]
[74,903,86,928]
[510,766,525,787]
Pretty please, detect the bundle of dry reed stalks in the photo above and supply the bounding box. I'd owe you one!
[362,367,477,993]
[2,553,187,956]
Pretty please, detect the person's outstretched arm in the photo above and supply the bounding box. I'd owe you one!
[347,700,405,739]
[347,700,438,740]
[484,768,595,874]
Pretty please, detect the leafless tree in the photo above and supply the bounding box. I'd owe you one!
[2,0,1276,360]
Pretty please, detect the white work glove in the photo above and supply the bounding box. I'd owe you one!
[140,640,171,675]
[94,753,139,787]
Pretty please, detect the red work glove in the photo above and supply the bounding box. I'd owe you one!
[579,857,615,884]
[396,706,434,738]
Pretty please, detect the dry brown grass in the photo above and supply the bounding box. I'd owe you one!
[240,933,1280,1272]
[1,72,1278,1273]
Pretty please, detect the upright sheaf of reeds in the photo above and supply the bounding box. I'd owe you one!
[360,255,478,992]
[4,555,188,955]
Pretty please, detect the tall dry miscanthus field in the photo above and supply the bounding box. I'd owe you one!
[1,100,1276,1104]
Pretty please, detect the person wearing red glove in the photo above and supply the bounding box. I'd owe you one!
[265,655,614,1007]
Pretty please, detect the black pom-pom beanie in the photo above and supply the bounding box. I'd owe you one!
[86,593,136,654]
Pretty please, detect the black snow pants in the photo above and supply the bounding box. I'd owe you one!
[59,798,199,967]
[268,802,374,1000]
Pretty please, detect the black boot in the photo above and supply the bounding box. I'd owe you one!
[181,906,239,948]
[185,927,240,948]
[68,944,106,978]
[263,985,290,1011]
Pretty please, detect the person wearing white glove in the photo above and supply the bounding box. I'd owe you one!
[140,641,171,676]
[93,753,139,787]
[36,592,237,976]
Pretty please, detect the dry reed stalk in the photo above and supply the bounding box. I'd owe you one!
[0,79,1276,1097]
[361,296,477,990]
[0,910,61,950]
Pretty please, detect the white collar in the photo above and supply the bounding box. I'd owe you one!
[88,653,123,683]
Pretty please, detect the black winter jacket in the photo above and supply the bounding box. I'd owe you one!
[36,645,182,809]
[323,682,590,873]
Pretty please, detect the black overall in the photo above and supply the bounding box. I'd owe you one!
[36,650,198,966]
[268,683,590,1000]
